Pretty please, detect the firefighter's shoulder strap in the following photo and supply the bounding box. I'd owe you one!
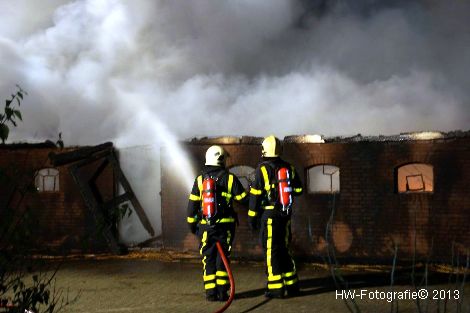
[200,169,232,203]
[260,161,276,193]
[260,165,270,193]
[199,168,226,183]
[219,170,234,204]
[197,175,203,198]
[197,170,221,195]
[260,161,295,183]
[260,160,295,198]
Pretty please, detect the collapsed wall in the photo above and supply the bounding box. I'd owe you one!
[161,131,470,264]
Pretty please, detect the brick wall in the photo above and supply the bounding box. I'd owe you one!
[161,135,470,264]
[0,144,114,253]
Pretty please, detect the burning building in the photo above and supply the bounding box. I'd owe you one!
[1,129,468,264]
[161,130,470,264]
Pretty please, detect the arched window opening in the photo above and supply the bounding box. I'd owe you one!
[307,165,340,194]
[397,163,433,193]
[35,168,60,192]
[229,165,255,189]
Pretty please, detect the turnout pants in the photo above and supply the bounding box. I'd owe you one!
[261,214,299,296]
[199,223,234,297]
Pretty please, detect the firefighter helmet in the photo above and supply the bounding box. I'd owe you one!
[205,145,226,166]
[262,135,281,157]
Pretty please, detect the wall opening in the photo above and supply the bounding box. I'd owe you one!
[307,165,340,194]
[229,165,255,189]
[35,168,60,192]
[396,163,433,193]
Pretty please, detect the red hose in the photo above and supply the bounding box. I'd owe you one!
[214,241,235,313]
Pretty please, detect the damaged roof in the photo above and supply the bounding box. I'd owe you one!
[321,130,470,143]
[186,130,470,144]
[0,140,58,149]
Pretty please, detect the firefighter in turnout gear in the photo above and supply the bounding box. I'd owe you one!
[187,145,247,302]
[248,135,303,298]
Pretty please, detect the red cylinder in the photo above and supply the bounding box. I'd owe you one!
[202,177,216,219]
[277,167,292,209]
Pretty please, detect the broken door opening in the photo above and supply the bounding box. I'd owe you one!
[49,142,155,254]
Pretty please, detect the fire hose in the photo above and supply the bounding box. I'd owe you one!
[213,241,235,313]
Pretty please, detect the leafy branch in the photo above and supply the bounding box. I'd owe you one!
[1,84,27,143]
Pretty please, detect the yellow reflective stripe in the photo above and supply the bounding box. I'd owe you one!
[205,283,216,289]
[294,187,302,193]
[248,210,258,217]
[250,188,262,195]
[227,230,232,252]
[267,218,273,276]
[203,274,216,281]
[268,274,282,281]
[221,192,232,199]
[189,193,200,201]
[187,216,197,223]
[219,218,234,223]
[217,279,229,285]
[216,271,228,277]
[228,174,233,195]
[197,175,203,198]
[200,218,235,224]
[282,271,296,278]
[234,191,246,200]
[285,278,298,286]
[200,231,208,255]
[202,256,207,279]
[261,166,270,191]
[264,205,275,210]
[268,283,284,289]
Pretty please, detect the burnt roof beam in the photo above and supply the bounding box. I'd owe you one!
[49,142,113,166]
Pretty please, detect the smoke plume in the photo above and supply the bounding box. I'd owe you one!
[1,0,469,144]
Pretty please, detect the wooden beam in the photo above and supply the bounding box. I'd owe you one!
[49,142,113,166]
[90,158,110,184]
[69,164,121,254]
[107,153,155,237]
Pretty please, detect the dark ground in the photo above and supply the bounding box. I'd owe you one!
[38,256,470,313]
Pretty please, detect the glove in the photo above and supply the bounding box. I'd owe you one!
[188,222,197,235]
[248,216,259,231]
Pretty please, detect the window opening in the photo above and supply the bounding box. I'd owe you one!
[307,165,340,194]
[397,163,433,193]
[35,168,60,192]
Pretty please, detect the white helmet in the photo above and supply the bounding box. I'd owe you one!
[262,135,281,157]
[205,145,226,166]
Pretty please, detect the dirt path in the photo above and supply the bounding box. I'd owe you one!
[45,259,469,313]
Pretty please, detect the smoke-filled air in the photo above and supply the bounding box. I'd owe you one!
[1,0,469,242]
[1,0,469,144]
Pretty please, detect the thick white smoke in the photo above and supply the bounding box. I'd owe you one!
[1,0,469,143]
[1,0,469,243]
